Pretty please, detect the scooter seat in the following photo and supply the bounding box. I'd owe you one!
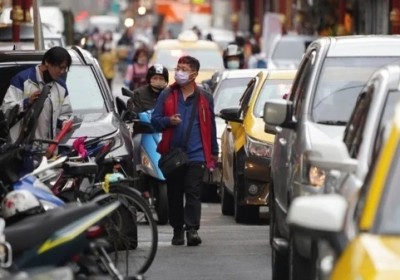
[63,161,98,176]
[4,200,102,256]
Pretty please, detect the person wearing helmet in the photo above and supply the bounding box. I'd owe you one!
[127,64,169,113]
[222,43,245,70]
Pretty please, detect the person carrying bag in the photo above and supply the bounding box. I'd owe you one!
[158,91,198,176]
[151,56,218,247]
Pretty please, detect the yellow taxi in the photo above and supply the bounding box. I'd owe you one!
[150,30,224,83]
[287,102,400,279]
[219,69,296,223]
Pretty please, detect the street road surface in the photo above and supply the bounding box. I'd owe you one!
[144,202,271,280]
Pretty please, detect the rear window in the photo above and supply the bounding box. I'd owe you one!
[65,65,106,113]
[272,39,312,61]
[253,79,292,117]
[214,77,252,114]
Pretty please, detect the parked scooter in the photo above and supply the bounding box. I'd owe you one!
[0,195,131,279]
[120,87,169,225]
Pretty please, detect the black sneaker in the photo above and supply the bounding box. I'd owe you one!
[186,229,202,246]
[171,229,184,246]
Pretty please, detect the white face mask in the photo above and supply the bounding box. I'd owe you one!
[227,60,240,69]
[174,71,191,85]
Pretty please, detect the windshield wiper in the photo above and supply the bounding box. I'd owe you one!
[317,120,347,126]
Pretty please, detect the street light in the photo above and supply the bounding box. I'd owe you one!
[138,6,146,16]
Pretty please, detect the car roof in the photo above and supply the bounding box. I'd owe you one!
[263,69,298,79]
[321,35,400,57]
[276,34,317,42]
[220,69,262,79]
[154,38,221,50]
[0,46,96,65]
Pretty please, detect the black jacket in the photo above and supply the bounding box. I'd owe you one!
[127,85,160,113]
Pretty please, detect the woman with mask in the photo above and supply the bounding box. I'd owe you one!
[127,64,169,113]
[124,47,149,90]
[222,43,245,70]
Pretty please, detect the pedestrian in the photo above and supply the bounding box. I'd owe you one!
[247,43,267,69]
[222,43,245,69]
[127,64,169,197]
[1,46,72,142]
[151,55,219,246]
[124,47,149,91]
[127,63,169,113]
[99,42,119,91]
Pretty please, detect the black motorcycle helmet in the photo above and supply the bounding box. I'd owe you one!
[146,64,169,83]
[222,43,245,69]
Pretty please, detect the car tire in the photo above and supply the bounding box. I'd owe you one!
[289,234,312,280]
[234,187,259,224]
[201,183,219,202]
[270,186,288,280]
[221,183,234,215]
[155,182,169,225]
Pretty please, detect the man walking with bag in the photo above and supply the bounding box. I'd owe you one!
[151,56,218,246]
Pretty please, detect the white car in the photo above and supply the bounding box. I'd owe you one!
[268,34,317,69]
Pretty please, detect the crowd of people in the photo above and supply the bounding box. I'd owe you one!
[18,24,266,248]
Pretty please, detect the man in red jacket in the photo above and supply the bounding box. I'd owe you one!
[151,56,218,246]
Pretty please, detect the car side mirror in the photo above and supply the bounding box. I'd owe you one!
[263,99,296,129]
[115,97,127,117]
[218,107,242,123]
[287,194,348,254]
[121,87,133,98]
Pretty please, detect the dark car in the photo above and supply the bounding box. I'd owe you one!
[0,46,135,177]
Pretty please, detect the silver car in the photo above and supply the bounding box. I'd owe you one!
[263,35,400,280]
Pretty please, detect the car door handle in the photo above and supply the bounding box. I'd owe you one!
[278,138,287,146]
[227,125,232,132]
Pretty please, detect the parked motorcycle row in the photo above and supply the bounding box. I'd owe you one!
[0,84,158,279]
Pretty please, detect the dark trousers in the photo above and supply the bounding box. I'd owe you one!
[166,162,205,231]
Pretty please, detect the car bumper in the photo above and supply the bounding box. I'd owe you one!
[240,156,271,206]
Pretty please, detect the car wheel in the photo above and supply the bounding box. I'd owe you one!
[201,183,219,202]
[220,183,234,215]
[289,234,312,280]
[270,186,288,280]
[233,187,259,224]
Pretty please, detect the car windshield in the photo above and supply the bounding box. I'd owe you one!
[375,141,400,235]
[213,78,252,114]
[154,49,224,70]
[254,79,292,117]
[65,65,106,113]
[312,57,400,124]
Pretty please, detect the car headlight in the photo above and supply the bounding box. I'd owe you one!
[245,135,273,157]
[308,165,326,187]
[300,154,326,188]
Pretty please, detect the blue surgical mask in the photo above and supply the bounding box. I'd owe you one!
[174,71,190,85]
[227,60,240,69]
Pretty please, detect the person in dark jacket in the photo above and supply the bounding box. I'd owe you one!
[127,64,169,113]
[151,56,218,246]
